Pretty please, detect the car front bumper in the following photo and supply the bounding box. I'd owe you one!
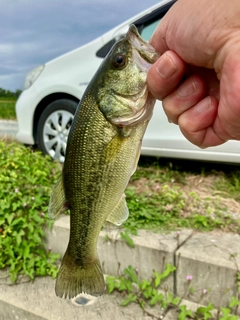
[15,88,40,145]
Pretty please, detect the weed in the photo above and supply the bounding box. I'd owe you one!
[131,159,187,185]
[0,140,61,283]
[106,263,179,317]
[123,185,240,233]
[120,230,135,248]
[106,264,240,319]
[214,171,240,201]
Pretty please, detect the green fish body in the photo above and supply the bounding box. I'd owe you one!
[49,25,159,299]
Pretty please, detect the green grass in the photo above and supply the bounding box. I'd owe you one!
[121,157,240,234]
[213,170,240,201]
[131,157,187,185]
[124,186,239,233]
[0,99,16,119]
[1,138,240,235]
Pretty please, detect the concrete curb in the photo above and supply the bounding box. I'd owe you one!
[0,120,18,138]
[0,276,155,320]
[0,277,211,320]
[46,216,193,295]
[2,216,240,319]
[46,216,240,309]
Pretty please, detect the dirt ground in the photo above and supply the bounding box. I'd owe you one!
[129,173,240,216]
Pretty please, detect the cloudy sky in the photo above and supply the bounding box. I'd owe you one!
[1,0,161,91]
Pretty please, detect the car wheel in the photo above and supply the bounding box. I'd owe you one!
[37,99,78,162]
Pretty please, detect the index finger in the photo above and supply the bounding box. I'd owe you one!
[147,50,186,100]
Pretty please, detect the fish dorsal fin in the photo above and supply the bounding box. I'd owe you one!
[107,194,129,226]
[48,174,68,219]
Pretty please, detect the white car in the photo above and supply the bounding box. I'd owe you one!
[16,0,240,163]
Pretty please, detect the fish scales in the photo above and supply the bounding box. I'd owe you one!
[48,24,160,299]
[65,92,147,249]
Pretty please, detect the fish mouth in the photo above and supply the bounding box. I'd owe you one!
[110,25,159,127]
[127,24,160,66]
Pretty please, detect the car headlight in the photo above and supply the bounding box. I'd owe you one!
[24,64,45,90]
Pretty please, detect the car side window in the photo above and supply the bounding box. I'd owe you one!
[96,19,161,58]
[96,39,116,58]
[140,19,161,41]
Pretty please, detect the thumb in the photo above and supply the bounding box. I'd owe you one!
[213,50,240,141]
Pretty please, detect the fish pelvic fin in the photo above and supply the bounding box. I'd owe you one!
[107,194,129,226]
[55,250,105,299]
[48,174,68,219]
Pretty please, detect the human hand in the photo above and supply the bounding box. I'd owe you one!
[147,0,240,148]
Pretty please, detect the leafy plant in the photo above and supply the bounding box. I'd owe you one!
[120,156,240,234]
[106,263,240,320]
[120,230,135,248]
[219,308,238,320]
[123,185,239,233]
[106,263,179,315]
[0,140,61,282]
[124,185,186,231]
[178,305,194,319]
[195,303,214,319]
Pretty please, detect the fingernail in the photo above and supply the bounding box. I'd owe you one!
[156,53,177,79]
[194,96,212,113]
[177,78,197,97]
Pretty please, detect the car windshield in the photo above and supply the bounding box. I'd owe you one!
[141,19,161,41]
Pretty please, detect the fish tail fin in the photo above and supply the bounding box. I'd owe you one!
[55,249,105,299]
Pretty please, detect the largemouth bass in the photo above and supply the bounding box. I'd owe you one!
[49,25,159,299]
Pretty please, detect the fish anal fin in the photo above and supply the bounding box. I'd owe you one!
[107,194,129,226]
[55,250,105,298]
[48,174,68,219]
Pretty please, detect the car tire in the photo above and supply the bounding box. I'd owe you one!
[37,99,78,163]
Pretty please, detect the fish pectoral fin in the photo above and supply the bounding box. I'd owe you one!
[131,140,142,176]
[107,194,129,226]
[103,133,123,163]
[48,174,68,219]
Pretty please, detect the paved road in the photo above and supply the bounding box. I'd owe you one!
[0,120,18,139]
[0,275,168,320]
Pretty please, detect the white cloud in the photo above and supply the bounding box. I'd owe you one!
[0,44,14,55]
[0,0,161,90]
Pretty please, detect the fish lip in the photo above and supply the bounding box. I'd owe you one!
[111,93,155,128]
[108,85,148,125]
[110,87,155,127]
[127,24,160,64]
[111,83,148,104]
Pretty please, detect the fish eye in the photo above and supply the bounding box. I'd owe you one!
[112,54,127,69]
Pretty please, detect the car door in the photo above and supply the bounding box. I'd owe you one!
[135,7,240,163]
